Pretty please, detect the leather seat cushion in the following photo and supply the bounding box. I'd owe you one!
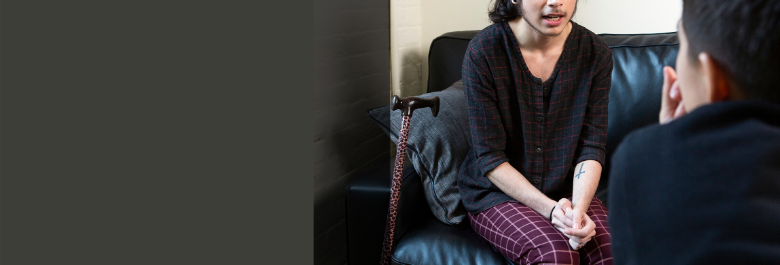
[391,214,512,265]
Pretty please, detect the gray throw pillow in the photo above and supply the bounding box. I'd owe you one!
[367,80,469,225]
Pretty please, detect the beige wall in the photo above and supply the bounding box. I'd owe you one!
[392,0,682,96]
[573,0,682,34]
[391,0,493,97]
[420,0,494,96]
[390,0,424,97]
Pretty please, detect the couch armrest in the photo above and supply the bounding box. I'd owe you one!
[345,157,429,265]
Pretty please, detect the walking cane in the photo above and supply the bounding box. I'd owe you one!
[380,95,439,265]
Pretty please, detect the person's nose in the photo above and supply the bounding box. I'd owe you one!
[547,0,562,9]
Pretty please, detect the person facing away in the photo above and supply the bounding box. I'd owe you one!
[457,0,614,264]
[608,0,780,264]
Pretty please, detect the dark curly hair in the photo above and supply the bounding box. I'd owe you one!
[488,0,521,23]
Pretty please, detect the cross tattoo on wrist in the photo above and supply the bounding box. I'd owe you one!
[575,164,586,179]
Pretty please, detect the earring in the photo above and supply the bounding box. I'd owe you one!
[511,0,517,4]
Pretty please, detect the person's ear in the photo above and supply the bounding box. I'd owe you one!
[698,52,730,102]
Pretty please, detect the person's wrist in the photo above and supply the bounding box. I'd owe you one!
[549,204,556,222]
[572,200,588,212]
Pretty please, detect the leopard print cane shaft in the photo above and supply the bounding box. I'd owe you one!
[380,115,411,265]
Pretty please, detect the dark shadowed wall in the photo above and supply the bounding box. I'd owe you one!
[313,1,390,264]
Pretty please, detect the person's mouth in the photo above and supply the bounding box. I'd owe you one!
[542,13,565,25]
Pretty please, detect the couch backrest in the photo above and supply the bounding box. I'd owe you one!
[426,30,679,179]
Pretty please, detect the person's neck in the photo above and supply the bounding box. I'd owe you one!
[508,17,572,53]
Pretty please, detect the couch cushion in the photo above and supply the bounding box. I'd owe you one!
[392,214,512,265]
[368,81,470,225]
[598,33,679,194]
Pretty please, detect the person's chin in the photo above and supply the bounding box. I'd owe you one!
[537,28,564,37]
[542,21,568,36]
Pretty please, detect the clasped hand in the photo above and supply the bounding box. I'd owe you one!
[550,198,596,250]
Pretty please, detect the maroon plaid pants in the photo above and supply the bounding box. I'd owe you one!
[468,198,612,265]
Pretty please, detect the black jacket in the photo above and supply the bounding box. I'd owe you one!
[608,101,780,264]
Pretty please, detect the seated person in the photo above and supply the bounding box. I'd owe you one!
[608,0,780,263]
[457,0,613,264]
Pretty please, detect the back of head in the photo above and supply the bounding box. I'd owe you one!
[682,0,780,103]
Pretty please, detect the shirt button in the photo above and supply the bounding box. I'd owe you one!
[543,87,548,92]
[536,117,542,122]
[536,148,542,154]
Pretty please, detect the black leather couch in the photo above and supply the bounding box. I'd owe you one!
[346,30,679,265]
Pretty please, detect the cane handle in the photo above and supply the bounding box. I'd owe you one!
[391,95,440,117]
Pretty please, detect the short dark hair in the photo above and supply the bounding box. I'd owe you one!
[682,0,780,103]
[488,0,521,23]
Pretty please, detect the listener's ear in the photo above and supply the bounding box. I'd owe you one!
[698,52,730,103]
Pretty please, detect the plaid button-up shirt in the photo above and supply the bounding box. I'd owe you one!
[457,22,612,214]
